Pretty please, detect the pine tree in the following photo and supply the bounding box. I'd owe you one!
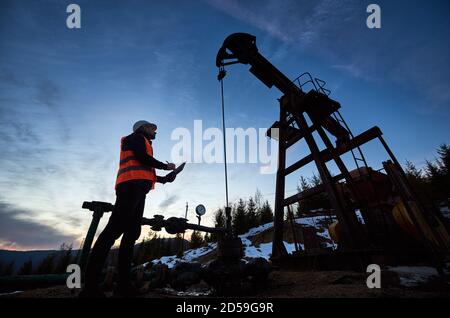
[405,160,423,180]
[437,144,450,196]
[154,233,163,258]
[0,261,15,276]
[161,238,172,256]
[299,176,310,190]
[425,159,446,202]
[210,208,226,242]
[150,233,161,260]
[143,232,160,261]
[143,233,156,262]
[259,200,274,224]
[405,160,429,202]
[309,174,322,187]
[176,233,185,258]
[18,259,33,275]
[54,243,74,274]
[232,199,248,235]
[403,144,450,205]
[423,144,450,203]
[296,176,311,216]
[189,231,204,249]
[308,174,330,211]
[214,208,226,227]
[246,197,258,230]
[36,254,55,274]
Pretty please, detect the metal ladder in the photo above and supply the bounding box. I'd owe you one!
[292,72,370,176]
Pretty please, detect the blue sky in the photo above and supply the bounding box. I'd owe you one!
[0,0,449,250]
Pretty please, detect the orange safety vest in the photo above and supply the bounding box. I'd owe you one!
[115,135,157,189]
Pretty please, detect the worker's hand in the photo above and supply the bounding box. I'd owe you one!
[165,162,176,170]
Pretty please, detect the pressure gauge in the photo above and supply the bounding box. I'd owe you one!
[195,204,206,216]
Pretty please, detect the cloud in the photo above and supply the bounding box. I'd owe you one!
[0,73,70,173]
[206,0,295,43]
[387,43,450,109]
[0,68,26,87]
[10,122,41,144]
[331,64,369,81]
[206,0,360,48]
[206,0,450,113]
[205,0,366,80]
[33,79,61,110]
[0,201,77,250]
[158,194,179,209]
[0,70,115,242]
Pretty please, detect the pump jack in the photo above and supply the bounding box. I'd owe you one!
[216,33,450,269]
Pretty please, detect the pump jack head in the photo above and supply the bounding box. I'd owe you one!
[216,33,258,67]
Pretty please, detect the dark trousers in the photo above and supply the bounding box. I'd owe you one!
[84,182,147,290]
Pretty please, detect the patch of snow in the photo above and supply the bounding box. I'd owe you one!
[151,242,217,268]
[243,222,274,237]
[285,242,304,254]
[241,240,302,260]
[149,214,343,266]
[295,217,336,249]
[151,255,178,269]
[316,229,331,241]
[0,291,23,297]
[150,233,303,266]
[244,242,273,259]
[243,216,338,252]
[239,236,252,247]
[294,215,337,227]
[240,235,302,259]
[440,206,450,219]
[182,243,217,261]
[387,266,439,287]
[159,287,213,297]
[355,210,365,224]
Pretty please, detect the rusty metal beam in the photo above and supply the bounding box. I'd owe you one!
[283,172,345,207]
[284,126,382,176]
[285,124,318,148]
[272,106,289,258]
[287,93,365,249]
[283,184,325,207]
[316,126,369,245]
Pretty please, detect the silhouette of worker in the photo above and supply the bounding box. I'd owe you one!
[80,120,176,297]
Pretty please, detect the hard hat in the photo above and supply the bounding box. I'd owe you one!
[133,120,157,132]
